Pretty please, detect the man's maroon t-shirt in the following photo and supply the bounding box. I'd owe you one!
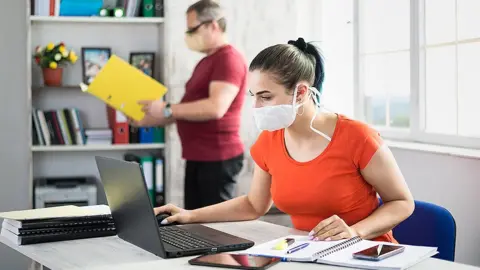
[176,45,247,161]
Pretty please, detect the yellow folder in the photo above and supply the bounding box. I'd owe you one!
[80,55,167,121]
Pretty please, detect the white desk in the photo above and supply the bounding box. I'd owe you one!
[1,220,478,270]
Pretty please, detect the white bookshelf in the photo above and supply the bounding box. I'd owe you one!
[31,143,165,152]
[27,10,167,208]
[30,16,164,24]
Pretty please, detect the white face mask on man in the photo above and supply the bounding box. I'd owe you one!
[252,85,332,141]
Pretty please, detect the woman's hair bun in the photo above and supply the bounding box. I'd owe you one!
[288,37,308,52]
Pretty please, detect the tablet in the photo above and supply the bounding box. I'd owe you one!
[188,253,281,270]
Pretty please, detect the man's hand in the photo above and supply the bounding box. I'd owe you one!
[309,215,359,241]
[139,99,166,118]
[129,99,169,127]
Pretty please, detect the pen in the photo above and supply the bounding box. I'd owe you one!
[286,243,309,254]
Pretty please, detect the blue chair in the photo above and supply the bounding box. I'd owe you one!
[380,199,456,261]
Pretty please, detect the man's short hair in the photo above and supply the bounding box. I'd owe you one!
[187,0,226,32]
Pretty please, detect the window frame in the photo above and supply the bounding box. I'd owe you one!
[354,0,480,149]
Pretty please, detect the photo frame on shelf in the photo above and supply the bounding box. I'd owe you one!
[129,52,155,78]
[81,47,112,84]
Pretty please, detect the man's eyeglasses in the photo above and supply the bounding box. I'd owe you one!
[185,20,213,34]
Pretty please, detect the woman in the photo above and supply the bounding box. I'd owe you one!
[151,37,414,243]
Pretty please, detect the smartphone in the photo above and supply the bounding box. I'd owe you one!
[188,253,281,270]
[352,244,405,261]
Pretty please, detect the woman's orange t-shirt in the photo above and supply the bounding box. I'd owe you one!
[250,114,396,243]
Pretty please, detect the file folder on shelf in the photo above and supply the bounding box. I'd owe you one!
[80,55,167,121]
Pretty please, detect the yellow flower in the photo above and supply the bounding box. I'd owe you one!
[49,62,57,69]
[69,52,78,63]
[46,43,54,51]
[59,46,66,53]
[70,54,78,64]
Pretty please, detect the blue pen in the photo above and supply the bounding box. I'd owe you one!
[286,243,309,254]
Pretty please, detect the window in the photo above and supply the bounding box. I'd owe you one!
[355,0,480,148]
[321,0,354,117]
[359,0,410,129]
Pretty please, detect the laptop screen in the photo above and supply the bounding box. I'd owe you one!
[95,156,166,258]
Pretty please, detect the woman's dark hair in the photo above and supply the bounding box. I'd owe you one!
[249,37,325,94]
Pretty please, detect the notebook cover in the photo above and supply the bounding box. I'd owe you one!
[5,216,113,230]
[0,205,112,228]
[81,55,167,121]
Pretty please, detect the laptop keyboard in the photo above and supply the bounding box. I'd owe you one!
[159,226,217,250]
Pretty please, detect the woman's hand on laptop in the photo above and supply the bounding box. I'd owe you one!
[154,204,193,225]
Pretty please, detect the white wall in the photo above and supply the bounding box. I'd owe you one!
[391,147,480,266]
[320,0,354,117]
[0,0,32,268]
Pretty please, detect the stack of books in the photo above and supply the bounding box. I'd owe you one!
[32,108,87,146]
[85,129,113,145]
[0,205,116,245]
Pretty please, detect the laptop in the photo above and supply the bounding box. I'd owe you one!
[94,156,254,258]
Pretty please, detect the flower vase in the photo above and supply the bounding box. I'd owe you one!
[42,68,63,86]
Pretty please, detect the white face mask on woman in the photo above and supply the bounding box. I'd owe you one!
[252,85,332,141]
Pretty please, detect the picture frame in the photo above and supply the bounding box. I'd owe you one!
[129,52,155,78]
[81,47,112,84]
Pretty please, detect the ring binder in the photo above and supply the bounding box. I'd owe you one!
[313,236,363,259]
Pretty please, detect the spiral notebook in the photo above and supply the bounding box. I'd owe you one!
[241,235,437,270]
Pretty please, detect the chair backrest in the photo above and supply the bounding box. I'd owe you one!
[389,200,457,261]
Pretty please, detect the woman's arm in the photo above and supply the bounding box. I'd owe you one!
[351,144,415,239]
[155,164,273,224]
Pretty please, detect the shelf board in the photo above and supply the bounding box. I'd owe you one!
[30,16,164,24]
[32,143,165,152]
[32,85,80,90]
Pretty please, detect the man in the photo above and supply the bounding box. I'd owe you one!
[134,0,247,210]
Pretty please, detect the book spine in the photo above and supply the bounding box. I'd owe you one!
[142,0,154,17]
[43,111,60,145]
[37,110,51,145]
[154,0,163,17]
[18,227,117,245]
[57,109,72,145]
[73,108,87,145]
[19,215,113,229]
[32,109,45,145]
[17,223,116,236]
[63,108,77,145]
[50,111,65,145]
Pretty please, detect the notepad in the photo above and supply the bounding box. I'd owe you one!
[80,55,168,121]
[0,205,111,221]
[240,235,438,270]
